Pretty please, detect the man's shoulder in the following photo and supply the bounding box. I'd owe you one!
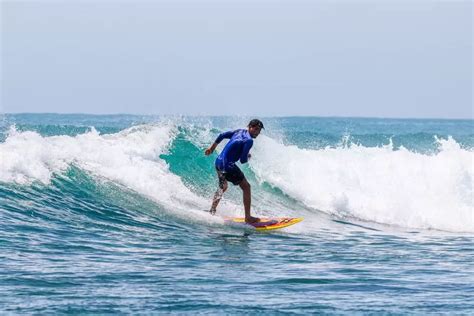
[231,129,245,137]
[228,128,243,135]
[230,129,252,141]
[238,129,252,138]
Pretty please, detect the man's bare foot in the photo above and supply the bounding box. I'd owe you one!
[209,209,216,215]
[245,216,259,223]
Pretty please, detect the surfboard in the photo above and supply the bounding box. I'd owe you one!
[224,217,303,231]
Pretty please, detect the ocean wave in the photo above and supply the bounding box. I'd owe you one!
[2,120,472,233]
[0,124,209,217]
[250,135,474,232]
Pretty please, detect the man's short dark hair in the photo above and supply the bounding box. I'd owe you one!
[248,119,264,129]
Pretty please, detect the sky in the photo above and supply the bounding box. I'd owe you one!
[1,0,472,118]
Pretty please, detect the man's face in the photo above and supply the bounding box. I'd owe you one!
[248,126,262,138]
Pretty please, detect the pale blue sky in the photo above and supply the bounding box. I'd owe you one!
[1,1,472,118]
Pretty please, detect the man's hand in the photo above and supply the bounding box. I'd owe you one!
[205,143,218,156]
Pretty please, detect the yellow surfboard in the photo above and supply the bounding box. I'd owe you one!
[224,217,303,231]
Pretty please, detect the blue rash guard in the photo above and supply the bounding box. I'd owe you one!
[214,129,253,172]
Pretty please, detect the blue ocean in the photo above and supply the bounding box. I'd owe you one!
[1,114,473,314]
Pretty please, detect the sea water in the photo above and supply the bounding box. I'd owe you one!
[1,114,473,314]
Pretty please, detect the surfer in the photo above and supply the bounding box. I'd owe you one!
[204,119,264,223]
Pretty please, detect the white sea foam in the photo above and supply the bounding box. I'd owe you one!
[250,135,474,232]
[0,124,216,221]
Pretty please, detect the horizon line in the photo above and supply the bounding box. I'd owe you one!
[2,112,473,121]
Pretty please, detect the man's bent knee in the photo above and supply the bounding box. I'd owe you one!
[222,182,228,192]
[239,180,250,191]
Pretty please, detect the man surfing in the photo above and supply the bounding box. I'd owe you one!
[204,119,264,223]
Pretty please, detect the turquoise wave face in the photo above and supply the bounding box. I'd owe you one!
[0,114,473,314]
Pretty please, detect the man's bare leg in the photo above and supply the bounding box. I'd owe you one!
[239,178,258,223]
[210,181,227,214]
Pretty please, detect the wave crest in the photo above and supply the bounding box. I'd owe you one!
[250,135,474,232]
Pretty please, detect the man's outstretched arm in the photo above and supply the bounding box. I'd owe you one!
[205,130,236,155]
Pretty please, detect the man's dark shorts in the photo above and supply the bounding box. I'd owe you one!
[216,165,245,186]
